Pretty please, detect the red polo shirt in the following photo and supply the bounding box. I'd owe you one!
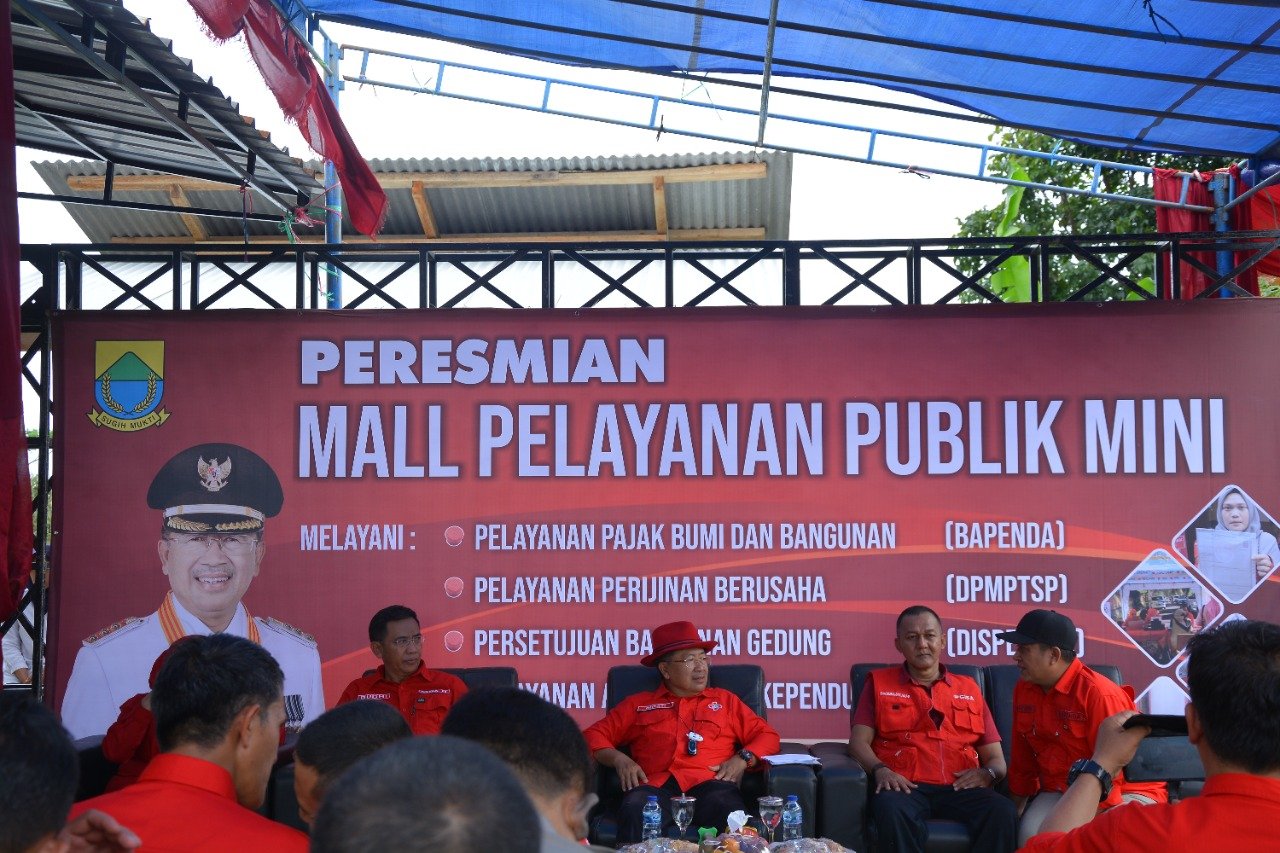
[583,685,780,791]
[70,753,307,851]
[1009,658,1166,808]
[337,664,467,735]
[1019,774,1280,852]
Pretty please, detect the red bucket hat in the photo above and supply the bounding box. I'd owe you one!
[641,620,717,667]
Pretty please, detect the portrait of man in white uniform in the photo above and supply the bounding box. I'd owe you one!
[61,442,323,739]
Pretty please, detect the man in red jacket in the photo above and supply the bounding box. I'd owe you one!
[848,605,1016,853]
[998,609,1167,844]
[70,633,307,851]
[1022,619,1280,851]
[583,620,780,843]
[337,604,467,735]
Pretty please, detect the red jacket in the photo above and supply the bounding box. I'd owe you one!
[337,664,467,735]
[70,753,307,852]
[1009,658,1167,808]
[583,685,780,791]
[101,693,159,792]
[856,665,998,786]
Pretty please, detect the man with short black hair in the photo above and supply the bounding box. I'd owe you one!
[0,693,140,853]
[442,687,612,852]
[1023,619,1280,850]
[336,604,467,735]
[583,620,780,844]
[848,605,1016,853]
[310,735,541,853]
[998,609,1166,843]
[293,700,412,826]
[70,634,307,851]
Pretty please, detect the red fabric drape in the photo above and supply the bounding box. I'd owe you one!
[0,9,35,657]
[1247,186,1280,278]
[1154,166,1259,298]
[186,0,387,238]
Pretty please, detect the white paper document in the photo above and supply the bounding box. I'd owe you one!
[1196,527,1257,602]
[764,753,822,766]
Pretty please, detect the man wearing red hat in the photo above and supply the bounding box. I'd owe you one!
[583,620,780,843]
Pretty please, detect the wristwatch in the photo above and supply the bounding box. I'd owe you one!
[1067,758,1113,801]
[738,748,758,768]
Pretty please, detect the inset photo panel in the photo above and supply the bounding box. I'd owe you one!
[1136,676,1190,715]
[1172,484,1280,604]
[1102,550,1222,667]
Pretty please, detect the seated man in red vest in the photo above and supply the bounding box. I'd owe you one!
[337,604,467,735]
[848,605,1016,853]
[583,620,781,843]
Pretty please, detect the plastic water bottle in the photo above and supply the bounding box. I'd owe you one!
[781,794,803,841]
[642,795,662,840]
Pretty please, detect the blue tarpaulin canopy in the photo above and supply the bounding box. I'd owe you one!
[300,0,1280,159]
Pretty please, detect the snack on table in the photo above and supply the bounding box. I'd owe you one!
[768,839,850,853]
[617,841,700,853]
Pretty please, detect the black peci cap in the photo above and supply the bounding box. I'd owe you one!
[147,443,283,533]
[996,609,1078,653]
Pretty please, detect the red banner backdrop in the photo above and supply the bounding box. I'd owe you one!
[49,301,1280,738]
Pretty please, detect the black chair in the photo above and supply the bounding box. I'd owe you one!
[73,735,119,802]
[587,664,817,848]
[845,663,987,853]
[270,667,520,830]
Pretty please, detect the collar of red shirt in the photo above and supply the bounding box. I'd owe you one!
[1048,656,1086,695]
[138,753,237,802]
[376,662,426,684]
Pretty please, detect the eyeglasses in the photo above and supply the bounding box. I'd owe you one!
[667,654,710,668]
[388,633,425,649]
[163,533,260,555]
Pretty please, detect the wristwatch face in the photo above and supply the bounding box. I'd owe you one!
[739,749,756,764]
[1068,759,1113,800]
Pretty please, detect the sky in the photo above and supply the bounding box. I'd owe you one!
[16,0,1007,244]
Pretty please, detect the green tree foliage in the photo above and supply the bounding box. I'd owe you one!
[954,128,1228,301]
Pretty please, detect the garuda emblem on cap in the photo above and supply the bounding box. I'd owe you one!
[198,456,232,492]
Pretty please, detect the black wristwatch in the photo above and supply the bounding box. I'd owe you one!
[1067,758,1113,801]
[738,748,757,768]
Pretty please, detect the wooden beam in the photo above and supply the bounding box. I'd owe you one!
[65,161,767,194]
[372,161,767,190]
[652,176,667,236]
[66,174,237,192]
[110,226,767,245]
[166,184,207,241]
[410,180,438,238]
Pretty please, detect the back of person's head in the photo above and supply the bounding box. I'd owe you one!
[310,735,540,853]
[294,701,411,821]
[441,687,592,800]
[368,604,418,642]
[1186,619,1280,773]
[152,633,283,751]
[0,694,78,853]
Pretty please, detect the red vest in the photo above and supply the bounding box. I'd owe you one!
[868,667,988,785]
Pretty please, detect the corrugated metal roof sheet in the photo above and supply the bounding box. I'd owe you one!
[31,150,792,243]
[13,0,321,213]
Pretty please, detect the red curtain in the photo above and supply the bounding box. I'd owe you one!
[1154,166,1259,298]
[0,10,34,655]
[1247,186,1280,278]
[186,0,387,238]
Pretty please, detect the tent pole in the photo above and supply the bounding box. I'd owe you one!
[324,30,343,308]
[1210,173,1233,298]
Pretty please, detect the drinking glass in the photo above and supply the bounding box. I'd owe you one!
[672,795,696,841]
[757,795,783,843]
